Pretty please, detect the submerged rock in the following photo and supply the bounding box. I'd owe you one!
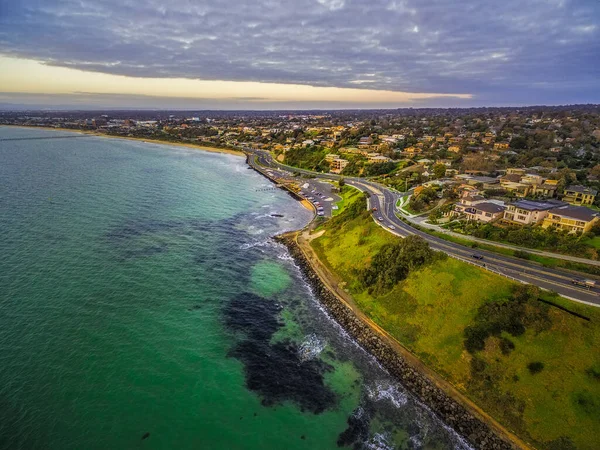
[224,292,337,414]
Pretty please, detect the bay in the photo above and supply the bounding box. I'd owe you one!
[0,127,470,450]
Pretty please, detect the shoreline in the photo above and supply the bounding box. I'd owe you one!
[276,231,530,450]
[0,125,246,157]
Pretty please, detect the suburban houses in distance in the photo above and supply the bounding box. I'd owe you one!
[3,105,600,254]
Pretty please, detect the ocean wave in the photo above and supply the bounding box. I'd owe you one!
[298,333,326,362]
[246,226,265,236]
[365,432,394,450]
[365,381,408,408]
[239,239,275,250]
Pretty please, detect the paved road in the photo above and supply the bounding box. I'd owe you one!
[248,153,341,217]
[248,150,600,307]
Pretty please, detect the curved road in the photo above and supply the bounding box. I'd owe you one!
[248,150,600,307]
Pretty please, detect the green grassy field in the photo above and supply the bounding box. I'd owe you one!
[311,195,600,450]
[332,185,363,216]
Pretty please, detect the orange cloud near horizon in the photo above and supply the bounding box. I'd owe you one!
[0,56,473,104]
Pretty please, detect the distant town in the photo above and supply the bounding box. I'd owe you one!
[3,105,600,259]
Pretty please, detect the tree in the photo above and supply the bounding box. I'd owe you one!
[338,178,345,188]
[432,163,447,179]
[359,236,436,292]
[510,136,528,149]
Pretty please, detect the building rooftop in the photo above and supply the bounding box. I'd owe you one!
[565,185,598,195]
[471,176,499,184]
[548,205,599,222]
[475,202,506,214]
[510,199,567,211]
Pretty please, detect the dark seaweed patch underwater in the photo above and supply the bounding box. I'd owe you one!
[225,292,337,414]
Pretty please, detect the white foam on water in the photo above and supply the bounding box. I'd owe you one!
[365,381,408,408]
[298,333,326,362]
[246,225,265,236]
[365,432,394,450]
[409,434,423,448]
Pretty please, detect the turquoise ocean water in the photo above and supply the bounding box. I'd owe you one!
[0,127,470,450]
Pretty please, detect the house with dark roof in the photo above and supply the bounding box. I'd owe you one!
[542,205,600,233]
[455,201,506,223]
[562,185,597,206]
[503,199,567,225]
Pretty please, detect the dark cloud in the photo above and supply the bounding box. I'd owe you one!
[1,0,599,105]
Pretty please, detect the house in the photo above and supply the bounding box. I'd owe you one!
[367,154,392,164]
[530,179,559,198]
[562,185,597,206]
[341,147,368,156]
[417,158,434,166]
[493,142,510,150]
[503,199,567,225]
[455,200,506,223]
[482,137,495,145]
[520,174,544,186]
[330,158,349,174]
[448,145,461,153]
[500,181,531,197]
[468,176,500,190]
[542,205,600,233]
[358,136,373,148]
[404,146,421,156]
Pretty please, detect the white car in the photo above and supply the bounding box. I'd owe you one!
[389,225,395,230]
[378,217,383,221]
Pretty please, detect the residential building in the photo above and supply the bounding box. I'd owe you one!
[542,205,600,233]
[330,158,349,174]
[503,199,566,225]
[325,153,339,162]
[521,174,544,186]
[562,185,597,206]
[530,179,559,198]
[358,136,373,148]
[404,146,421,156]
[454,194,505,222]
[367,154,392,164]
[341,147,368,156]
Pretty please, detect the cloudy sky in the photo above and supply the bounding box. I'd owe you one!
[0,0,599,109]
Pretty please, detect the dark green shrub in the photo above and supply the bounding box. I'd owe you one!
[527,362,545,375]
[514,250,530,260]
[499,337,515,355]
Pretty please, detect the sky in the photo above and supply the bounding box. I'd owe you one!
[0,0,599,109]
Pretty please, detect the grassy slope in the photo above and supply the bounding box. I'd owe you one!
[332,185,363,216]
[311,197,600,450]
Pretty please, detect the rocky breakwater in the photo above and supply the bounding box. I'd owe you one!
[276,233,520,450]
